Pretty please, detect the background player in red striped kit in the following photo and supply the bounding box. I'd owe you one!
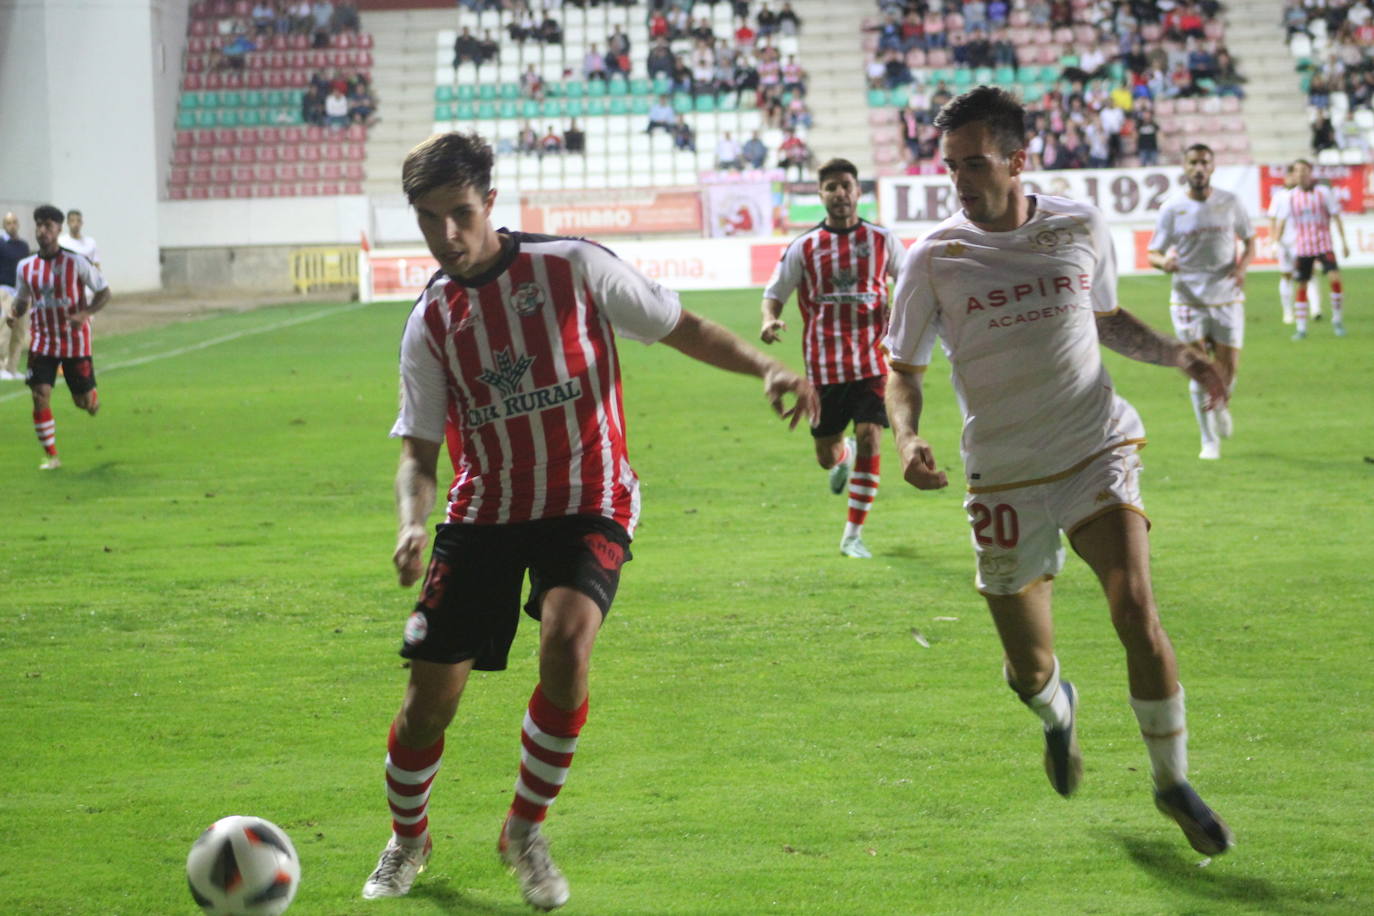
[760,158,904,559]
[5,204,110,470]
[362,132,818,910]
[1273,158,1351,340]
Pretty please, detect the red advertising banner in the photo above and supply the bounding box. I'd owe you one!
[368,252,441,299]
[1258,164,1367,213]
[520,190,704,237]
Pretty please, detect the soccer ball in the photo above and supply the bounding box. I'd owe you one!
[186,815,300,916]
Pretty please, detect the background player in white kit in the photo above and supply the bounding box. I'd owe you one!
[1267,163,1321,325]
[884,87,1233,856]
[362,132,818,911]
[1274,159,1351,340]
[760,158,903,558]
[1147,144,1253,461]
[57,209,100,268]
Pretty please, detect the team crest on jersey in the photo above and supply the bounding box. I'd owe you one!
[467,347,583,428]
[831,267,858,292]
[945,241,967,257]
[1031,228,1074,251]
[511,282,546,317]
[853,239,872,259]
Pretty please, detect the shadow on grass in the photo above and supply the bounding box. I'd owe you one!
[407,878,530,915]
[75,461,122,479]
[1110,832,1355,914]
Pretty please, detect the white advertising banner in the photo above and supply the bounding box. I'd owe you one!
[878,166,1261,229]
[702,182,776,238]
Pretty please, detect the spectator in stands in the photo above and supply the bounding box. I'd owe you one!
[671,114,696,152]
[899,11,925,51]
[311,0,334,46]
[782,55,806,96]
[734,54,760,107]
[1028,0,1051,26]
[1337,110,1370,156]
[900,103,922,161]
[1212,49,1246,98]
[584,43,608,81]
[713,52,738,98]
[289,0,313,33]
[540,125,564,156]
[517,123,539,155]
[1311,110,1337,153]
[509,6,535,44]
[757,3,781,38]
[454,27,482,68]
[1040,130,1067,169]
[649,9,670,41]
[607,24,630,58]
[883,51,913,89]
[539,12,562,44]
[873,14,903,54]
[478,29,499,65]
[691,41,716,96]
[988,0,1009,26]
[252,1,275,36]
[348,76,377,126]
[520,64,545,101]
[1185,39,1216,83]
[735,17,758,48]
[647,40,675,80]
[742,131,768,169]
[786,94,813,129]
[778,2,802,35]
[866,55,887,90]
[778,128,811,179]
[223,32,256,68]
[671,53,694,94]
[646,94,676,135]
[334,1,359,32]
[1135,107,1160,166]
[1084,113,1111,167]
[965,0,989,33]
[692,17,715,43]
[717,131,746,170]
[324,86,349,129]
[991,28,1019,70]
[1100,97,1126,164]
[667,6,691,40]
[564,120,585,154]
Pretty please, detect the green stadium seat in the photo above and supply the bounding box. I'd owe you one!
[479,83,497,100]
[499,100,518,118]
[435,85,455,103]
[584,97,605,116]
[435,103,452,120]
[240,108,262,126]
[652,75,671,95]
[522,99,539,118]
[868,88,888,107]
[195,109,218,127]
[997,67,1018,86]
[672,93,692,113]
[973,67,994,85]
[608,76,628,97]
[177,111,197,129]
[541,98,564,117]
[587,79,607,98]
[694,94,715,112]
[218,109,239,127]
[630,95,649,115]
[1059,54,1079,68]
[564,81,584,98]
[455,102,475,120]
[201,91,220,108]
[221,91,241,108]
[565,99,584,117]
[456,84,474,101]
[287,89,304,104]
[181,92,201,109]
[952,68,973,87]
[717,92,738,112]
[500,83,520,100]
[608,96,628,115]
[478,101,497,118]
[928,68,953,86]
[265,90,285,107]
[1022,83,1045,103]
[630,78,650,96]
[889,87,909,107]
[242,90,262,107]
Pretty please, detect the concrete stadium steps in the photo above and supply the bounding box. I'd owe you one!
[791,0,875,178]
[1221,0,1310,165]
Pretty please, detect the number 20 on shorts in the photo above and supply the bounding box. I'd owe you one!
[970,502,1020,548]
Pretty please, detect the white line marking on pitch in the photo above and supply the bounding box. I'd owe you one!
[0,301,373,404]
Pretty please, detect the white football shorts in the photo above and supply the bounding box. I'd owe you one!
[1170,301,1245,349]
[963,443,1147,596]
[1276,241,1295,274]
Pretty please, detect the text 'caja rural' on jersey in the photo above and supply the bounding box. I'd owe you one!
[392,232,682,536]
[1149,187,1252,306]
[883,195,1145,491]
[763,218,903,385]
[15,249,107,358]
[1275,184,1339,257]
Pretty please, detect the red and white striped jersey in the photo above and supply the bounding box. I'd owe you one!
[15,249,107,358]
[392,232,683,536]
[1276,184,1339,257]
[764,219,903,385]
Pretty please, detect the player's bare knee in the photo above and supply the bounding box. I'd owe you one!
[1004,651,1055,696]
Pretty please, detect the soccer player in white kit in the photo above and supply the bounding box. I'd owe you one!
[884,87,1234,856]
[361,133,818,910]
[1147,144,1253,461]
[1268,163,1322,325]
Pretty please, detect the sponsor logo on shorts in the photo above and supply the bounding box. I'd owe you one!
[584,532,625,571]
[421,559,450,609]
[978,552,1017,577]
[404,611,429,646]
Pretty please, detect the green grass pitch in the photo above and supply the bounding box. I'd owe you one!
[1,271,1371,915]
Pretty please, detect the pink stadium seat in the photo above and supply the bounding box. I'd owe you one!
[330,50,349,68]
[223,71,244,89]
[235,128,257,145]
[191,129,213,146]
[1074,25,1095,44]
[211,0,231,16]
[274,163,297,181]
[257,145,278,163]
[188,36,207,53]
[212,147,234,164]
[343,143,364,160]
[331,32,353,49]
[266,71,287,89]
[298,163,320,180]
[927,48,949,67]
[245,71,265,89]
[287,51,306,69]
[234,147,257,163]
[1175,98,1199,114]
[231,165,253,183]
[946,13,965,30]
[906,48,926,67]
[1009,27,1030,44]
[1010,9,1030,26]
[357,34,373,49]
[305,126,324,143]
[232,1,250,17]
[169,187,189,200]
[869,110,892,127]
[322,143,343,161]
[257,127,279,143]
[214,128,236,145]
[186,56,205,73]
[247,52,266,70]
[1053,27,1072,43]
[290,33,309,50]
[1141,23,1161,41]
[318,183,341,196]
[281,126,302,144]
[1205,21,1224,40]
[276,183,298,197]
[299,145,320,163]
[345,124,366,141]
[1220,96,1241,113]
[344,181,364,194]
[322,163,343,181]
[211,166,232,183]
[1153,99,1176,115]
[1031,27,1051,43]
[308,50,328,68]
[191,186,210,200]
[184,73,204,89]
[231,184,253,199]
[192,148,214,165]
[278,144,299,163]
[170,167,190,186]
[269,34,288,52]
[252,184,275,197]
[175,131,193,147]
[298,183,320,196]
[253,164,275,182]
[344,163,365,180]
[190,166,212,184]
[173,148,192,166]
[267,52,286,70]
[190,20,210,37]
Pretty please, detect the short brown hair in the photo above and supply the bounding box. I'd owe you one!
[401,132,494,203]
[933,85,1026,156]
[817,158,859,184]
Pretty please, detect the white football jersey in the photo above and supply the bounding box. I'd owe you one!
[1148,187,1251,306]
[884,194,1144,490]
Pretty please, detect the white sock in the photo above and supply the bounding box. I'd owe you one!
[843,521,862,540]
[1129,685,1189,790]
[1308,279,1322,316]
[1189,380,1217,447]
[1278,276,1293,317]
[1008,656,1072,730]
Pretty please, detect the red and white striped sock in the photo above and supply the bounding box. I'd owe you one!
[843,454,879,539]
[33,408,57,456]
[1330,280,1343,323]
[1294,284,1309,333]
[508,684,587,835]
[385,722,443,849]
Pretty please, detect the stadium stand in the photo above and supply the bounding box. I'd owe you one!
[168,0,374,199]
[862,0,1256,173]
[1283,0,1374,164]
[424,3,811,191]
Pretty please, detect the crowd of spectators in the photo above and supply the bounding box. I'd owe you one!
[1284,0,1374,156]
[302,69,377,128]
[229,1,361,54]
[875,0,1246,170]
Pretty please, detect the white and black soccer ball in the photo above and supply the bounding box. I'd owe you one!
[186,815,300,916]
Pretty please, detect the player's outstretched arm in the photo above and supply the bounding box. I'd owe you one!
[661,309,819,428]
[885,366,948,490]
[394,435,441,587]
[1096,308,1228,408]
[759,296,787,343]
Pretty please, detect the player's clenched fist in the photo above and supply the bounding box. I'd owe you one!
[393,523,428,587]
[899,437,948,490]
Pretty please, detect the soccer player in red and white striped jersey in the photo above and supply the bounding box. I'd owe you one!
[1274,159,1351,339]
[361,132,818,910]
[6,204,110,470]
[761,158,903,559]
